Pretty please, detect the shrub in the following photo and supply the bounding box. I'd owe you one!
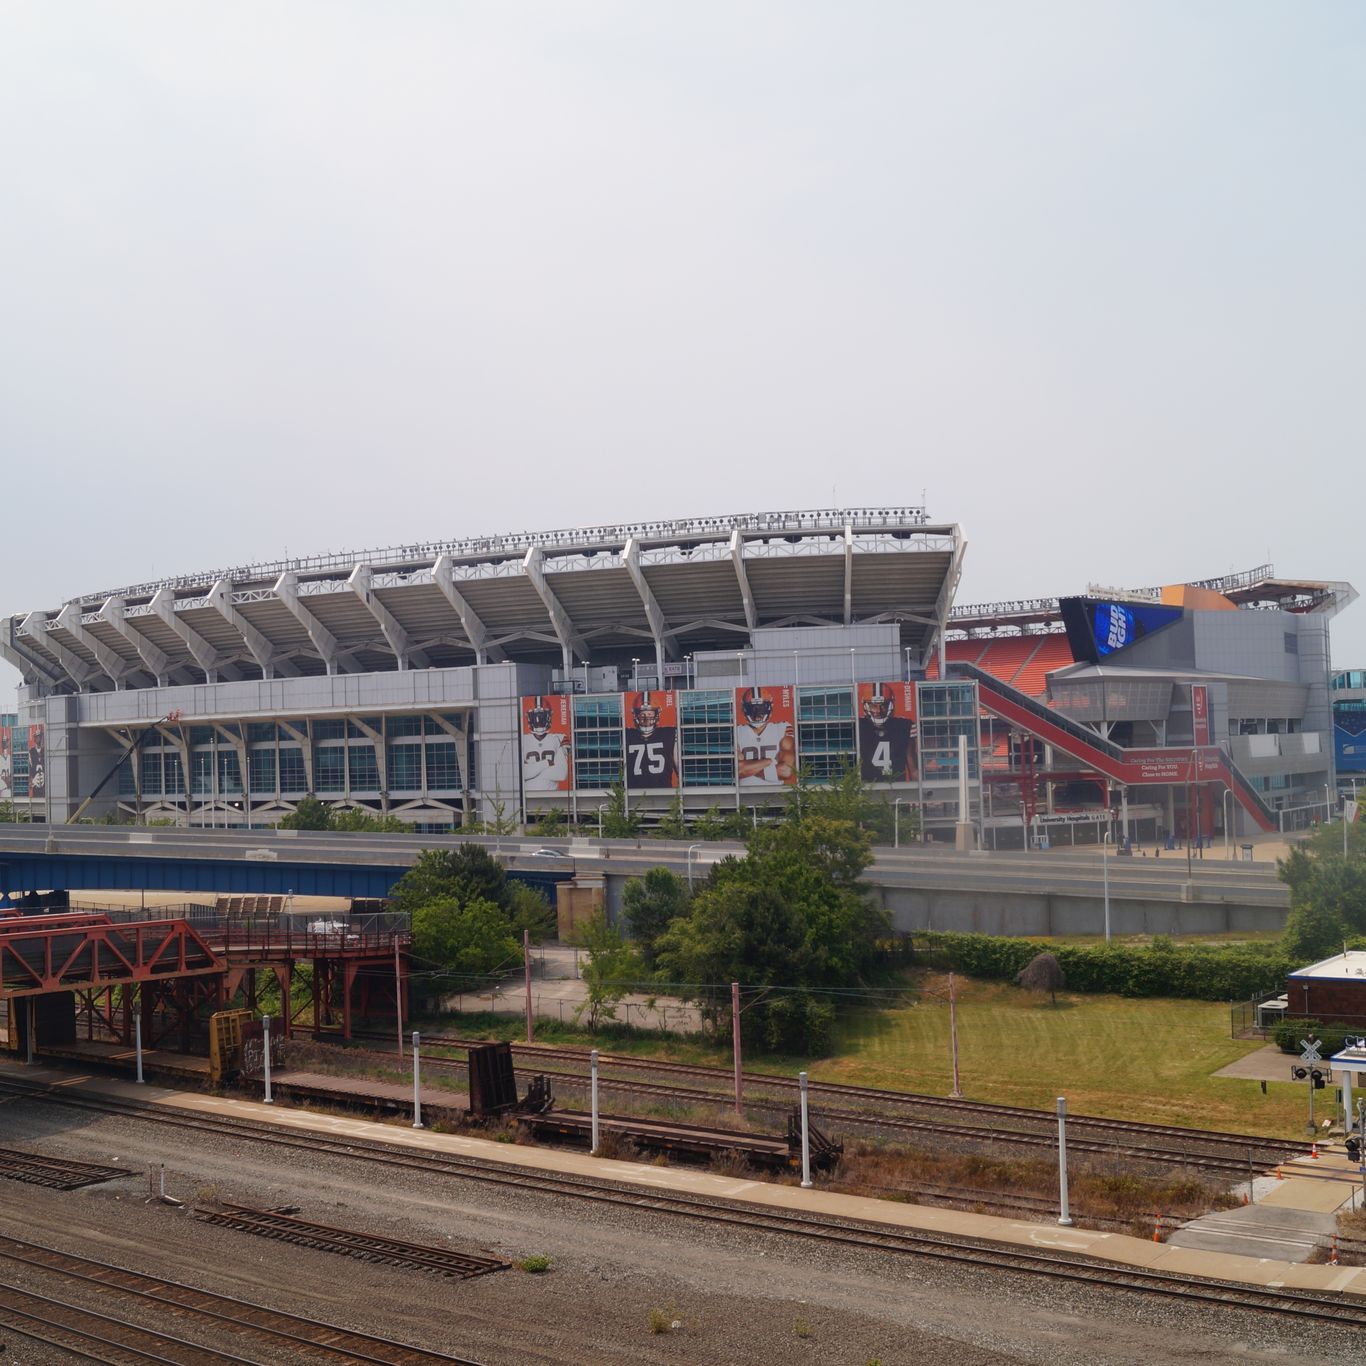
[516,1255,552,1273]
[915,932,1292,1001]
[1271,1018,1362,1056]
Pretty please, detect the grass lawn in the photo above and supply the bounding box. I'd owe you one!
[431,970,1308,1139]
[806,972,1303,1138]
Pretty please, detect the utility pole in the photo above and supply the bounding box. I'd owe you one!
[524,928,534,1044]
[732,981,743,1118]
[949,972,963,1098]
[394,936,404,1060]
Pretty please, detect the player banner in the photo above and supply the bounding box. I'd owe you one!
[735,686,796,786]
[625,690,679,789]
[520,695,572,793]
[857,682,917,782]
[27,724,45,799]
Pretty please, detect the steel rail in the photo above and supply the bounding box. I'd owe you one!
[1,1074,1361,1327]
[0,1230,475,1365]
[0,1278,257,1365]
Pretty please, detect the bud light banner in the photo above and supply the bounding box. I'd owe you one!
[857,682,917,782]
[735,686,796,786]
[1191,684,1211,746]
[1060,597,1183,663]
[624,690,679,789]
[0,728,12,800]
[520,694,572,793]
[27,724,45,799]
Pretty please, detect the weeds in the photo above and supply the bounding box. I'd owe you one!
[516,1255,552,1274]
[647,1306,680,1335]
[794,1317,811,1339]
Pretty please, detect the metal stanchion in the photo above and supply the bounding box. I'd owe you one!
[134,1012,145,1085]
[1056,1096,1073,1226]
[590,1048,600,1154]
[412,1031,423,1129]
[262,1015,273,1104]
[799,1071,813,1189]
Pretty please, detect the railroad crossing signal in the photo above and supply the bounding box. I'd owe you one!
[1300,1039,1322,1065]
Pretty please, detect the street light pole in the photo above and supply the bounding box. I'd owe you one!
[894,797,903,849]
[1223,787,1234,860]
[1102,829,1111,942]
[686,843,701,889]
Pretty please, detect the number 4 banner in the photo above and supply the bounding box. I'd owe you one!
[625,690,679,789]
[857,682,917,783]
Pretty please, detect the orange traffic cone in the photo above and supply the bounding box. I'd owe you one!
[1153,1213,1162,1243]
[1276,1165,1283,1180]
[1311,1142,1320,1160]
[1241,1190,1250,1205]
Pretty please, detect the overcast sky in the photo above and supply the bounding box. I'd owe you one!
[2,2,1362,697]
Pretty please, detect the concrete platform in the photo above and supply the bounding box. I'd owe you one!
[4,1058,1366,1298]
[1213,1043,1298,1082]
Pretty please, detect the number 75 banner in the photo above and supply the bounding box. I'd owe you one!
[625,690,679,789]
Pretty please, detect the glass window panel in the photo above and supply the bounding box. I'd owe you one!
[118,759,137,796]
[217,750,242,795]
[139,751,162,796]
[387,716,424,738]
[278,747,307,794]
[312,719,346,741]
[191,751,214,796]
[163,751,185,795]
[315,746,345,793]
[249,748,276,794]
[426,741,460,789]
[387,745,422,792]
[247,723,277,743]
[348,744,379,790]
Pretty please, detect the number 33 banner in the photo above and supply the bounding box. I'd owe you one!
[625,690,679,789]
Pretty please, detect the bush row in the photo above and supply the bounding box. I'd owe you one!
[1270,1018,1366,1057]
[912,932,1293,1001]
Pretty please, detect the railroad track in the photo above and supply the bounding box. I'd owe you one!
[2,1072,1362,1329]
[193,1203,508,1279]
[0,1228,476,1364]
[375,1030,1306,1160]
[0,1144,130,1190]
[347,1034,1296,1178]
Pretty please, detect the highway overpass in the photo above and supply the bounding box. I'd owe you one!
[0,825,1290,937]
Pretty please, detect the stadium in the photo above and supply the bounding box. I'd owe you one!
[0,507,1355,848]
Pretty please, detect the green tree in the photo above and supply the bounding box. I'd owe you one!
[1283,898,1347,962]
[655,791,689,840]
[411,895,521,979]
[0,800,31,824]
[279,796,333,830]
[600,778,642,838]
[622,867,690,967]
[508,881,558,944]
[331,807,408,832]
[692,805,729,841]
[655,811,888,1053]
[388,845,510,918]
[572,913,641,1033]
[529,806,566,837]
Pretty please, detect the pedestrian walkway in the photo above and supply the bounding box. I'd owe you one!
[1169,1145,1363,1261]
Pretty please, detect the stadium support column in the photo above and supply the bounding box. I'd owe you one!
[207,578,297,680]
[955,732,975,851]
[151,588,238,684]
[729,530,757,630]
[100,599,172,687]
[20,612,93,690]
[54,604,130,689]
[348,564,429,671]
[623,536,675,683]
[524,545,586,674]
[274,571,356,675]
[1,616,63,689]
[433,554,504,664]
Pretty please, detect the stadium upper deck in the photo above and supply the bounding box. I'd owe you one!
[2,507,960,692]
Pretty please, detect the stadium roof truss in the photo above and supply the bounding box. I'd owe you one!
[4,508,963,693]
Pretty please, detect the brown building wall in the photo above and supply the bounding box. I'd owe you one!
[1288,977,1366,1027]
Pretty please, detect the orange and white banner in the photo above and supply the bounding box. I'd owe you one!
[735,686,796,786]
[520,695,572,792]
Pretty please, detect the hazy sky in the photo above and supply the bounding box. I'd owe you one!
[2,2,1362,696]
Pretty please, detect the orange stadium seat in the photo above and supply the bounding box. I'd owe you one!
[1011,635,1074,697]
